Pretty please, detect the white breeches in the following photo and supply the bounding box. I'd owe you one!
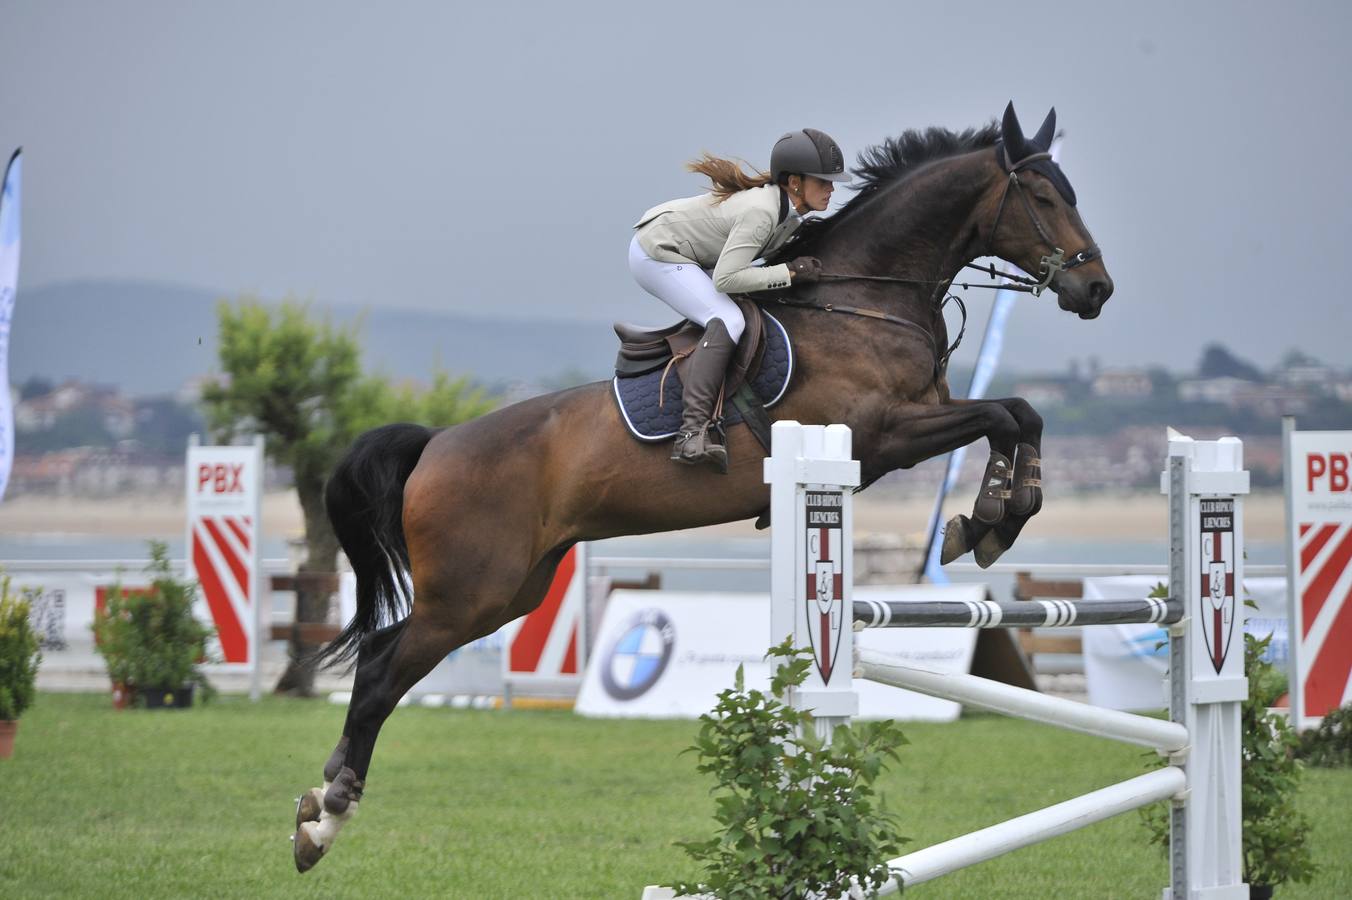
[628,235,745,343]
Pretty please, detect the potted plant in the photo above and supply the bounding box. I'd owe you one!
[0,575,42,758]
[92,542,215,709]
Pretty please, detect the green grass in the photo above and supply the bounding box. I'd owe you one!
[1,694,1348,899]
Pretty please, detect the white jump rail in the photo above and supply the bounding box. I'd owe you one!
[641,422,1248,900]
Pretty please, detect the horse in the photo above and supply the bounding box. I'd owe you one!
[290,103,1114,870]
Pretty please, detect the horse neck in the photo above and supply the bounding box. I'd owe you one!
[817,151,996,313]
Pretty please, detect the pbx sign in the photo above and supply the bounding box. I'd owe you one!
[1305,451,1352,495]
[1284,426,1352,729]
[198,463,246,494]
[185,436,264,672]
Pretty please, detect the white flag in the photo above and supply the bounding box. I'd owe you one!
[0,148,22,502]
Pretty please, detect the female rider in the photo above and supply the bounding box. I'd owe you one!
[630,128,847,471]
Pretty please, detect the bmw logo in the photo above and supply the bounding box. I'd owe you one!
[600,609,676,700]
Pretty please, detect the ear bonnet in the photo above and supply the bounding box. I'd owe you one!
[998,102,1077,206]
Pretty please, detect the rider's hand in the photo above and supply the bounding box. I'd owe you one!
[787,256,822,283]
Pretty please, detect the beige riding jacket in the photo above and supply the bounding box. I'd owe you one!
[633,184,800,294]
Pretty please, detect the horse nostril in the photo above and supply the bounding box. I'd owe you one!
[1088,278,1113,304]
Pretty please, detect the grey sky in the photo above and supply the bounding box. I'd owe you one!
[1,0,1348,375]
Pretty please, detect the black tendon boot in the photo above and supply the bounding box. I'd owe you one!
[671,318,737,472]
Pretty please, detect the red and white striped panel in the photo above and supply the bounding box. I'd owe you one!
[192,514,254,664]
[1294,520,1352,720]
[507,546,583,679]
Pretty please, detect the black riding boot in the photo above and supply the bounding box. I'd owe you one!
[672,317,736,472]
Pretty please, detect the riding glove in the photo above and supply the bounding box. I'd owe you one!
[787,256,823,283]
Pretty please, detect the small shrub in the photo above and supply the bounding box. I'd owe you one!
[1141,627,1316,889]
[1295,702,1352,768]
[666,641,908,900]
[92,542,215,702]
[0,576,43,720]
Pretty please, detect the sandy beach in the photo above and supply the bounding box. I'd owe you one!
[0,489,1290,545]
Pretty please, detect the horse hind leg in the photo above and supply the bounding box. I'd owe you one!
[292,608,464,873]
[295,621,408,829]
[293,622,408,871]
[291,536,546,874]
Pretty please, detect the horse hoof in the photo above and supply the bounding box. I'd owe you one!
[940,515,973,565]
[296,787,324,828]
[974,530,1010,568]
[293,821,326,873]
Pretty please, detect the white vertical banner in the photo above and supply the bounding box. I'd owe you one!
[185,435,264,696]
[0,148,22,502]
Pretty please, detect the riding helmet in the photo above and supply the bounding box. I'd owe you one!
[770,128,849,183]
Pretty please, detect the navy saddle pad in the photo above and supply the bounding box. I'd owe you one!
[611,311,793,442]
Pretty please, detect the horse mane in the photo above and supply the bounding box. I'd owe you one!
[769,122,1001,262]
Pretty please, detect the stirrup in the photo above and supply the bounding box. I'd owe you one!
[671,426,728,473]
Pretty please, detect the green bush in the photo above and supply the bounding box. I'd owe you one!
[666,641,908,900]
[0,575,42,721]
[1296,703,1352,768]
[1238,631,1317,888]
[92,542,215,702]
[1141,627,1317,889]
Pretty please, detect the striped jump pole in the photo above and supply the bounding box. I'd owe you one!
[762,422,1249,900]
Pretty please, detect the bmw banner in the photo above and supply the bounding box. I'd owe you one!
[0,148,20,502]
[576,585,981,721]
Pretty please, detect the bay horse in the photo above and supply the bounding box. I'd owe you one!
[291,103,1113,870]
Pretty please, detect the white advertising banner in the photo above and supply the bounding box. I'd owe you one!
[576,585,980,722]
[1083,575,1288,711]
[185,438,263,680]
[9,570,154,674]
[1284,428,1352,728]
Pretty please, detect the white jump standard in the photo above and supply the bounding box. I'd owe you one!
[764,421,1249,899]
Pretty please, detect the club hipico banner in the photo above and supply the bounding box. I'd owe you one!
[0,148,22,503]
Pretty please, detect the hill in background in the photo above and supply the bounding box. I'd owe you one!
[9,280,629,395]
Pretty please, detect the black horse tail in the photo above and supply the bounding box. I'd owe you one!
[313,423,438,669]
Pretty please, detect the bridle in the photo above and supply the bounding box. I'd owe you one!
[985,146,1101,296]
[770,146,1103,378]
[810,147,1100,297]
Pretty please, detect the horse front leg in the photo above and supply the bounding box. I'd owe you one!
[865,399,1021,561]
[938,398,1044,567]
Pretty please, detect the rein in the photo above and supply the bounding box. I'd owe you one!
[772,292,967,380]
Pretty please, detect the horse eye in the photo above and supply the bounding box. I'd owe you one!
[1036,194,1056,208]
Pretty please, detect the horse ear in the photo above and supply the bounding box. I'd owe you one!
[1001,102,1028,157]
[1032,107,1057,151]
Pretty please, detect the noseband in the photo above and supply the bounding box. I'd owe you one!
[988,148,1101,296]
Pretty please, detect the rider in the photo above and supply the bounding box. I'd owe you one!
[630,128,848,470]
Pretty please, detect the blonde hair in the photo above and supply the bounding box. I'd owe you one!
[686,153,774,201]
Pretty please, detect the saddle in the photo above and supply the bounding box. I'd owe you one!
[610,297,793,451]
[612,297,766,397]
